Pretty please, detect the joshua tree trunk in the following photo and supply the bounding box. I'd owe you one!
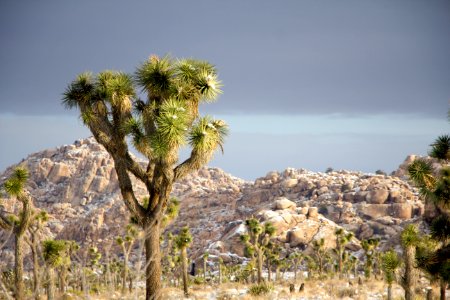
[145,223,162,300]
[267,260,271,282]
[122,252,129,294]
[403,246,416,300]
[257,248,263,283]
[14,235,25,300]
[387,283,393,300]
[59,266,67,294]
[181,247,189,297]
[203,259,207,280]
[440,279,446,300]
[30,236,41,300]
[47,267,55,300]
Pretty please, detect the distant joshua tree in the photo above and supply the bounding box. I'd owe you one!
[240,217,276,283]
[116,224,139,294]
[174,226,193,297]
[361,238,380,279]
[334,228,354,278]
[63,55,227,300]
[42,240,71,300]
[381,249,401,300]
[25,210,48,300]
[0,167,33,300]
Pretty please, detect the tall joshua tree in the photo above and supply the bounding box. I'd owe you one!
[0,167,33,300]
[63,55,227,299]
[174,226,192,297]
[408,134,450,300]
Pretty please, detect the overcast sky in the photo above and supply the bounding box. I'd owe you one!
[1,0,449,180]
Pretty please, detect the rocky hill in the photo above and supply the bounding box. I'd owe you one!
[0,137,422,267]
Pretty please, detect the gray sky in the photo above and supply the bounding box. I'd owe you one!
[1,0,449,179]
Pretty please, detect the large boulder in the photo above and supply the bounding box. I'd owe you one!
[274,197,296,210]
[366,189,389,204]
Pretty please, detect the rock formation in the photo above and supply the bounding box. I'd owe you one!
[0,137,423,268]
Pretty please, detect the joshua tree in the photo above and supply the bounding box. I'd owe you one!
[42,240,71,300]
[312,238,327,276]
[202,251,209,280]
[116,224,139,294]
[63,55,226,300]
[25,210,48,300]
[0,167,33,300]
[174,226,192,297]
[400,224,420,300]
[289,250,304,280]
[408,135,450,299]
[361,238,380,279]
[240,218,275,283]
[334,228,354,278]
[381,249,401,300]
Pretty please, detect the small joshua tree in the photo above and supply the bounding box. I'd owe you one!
[362,238,380,279]
[42,240,71,300]
[312,238,327,276]
[381,249,401,300]
[334,228,354,278]
[202,251,209,280]
[0,167,33,300]
[174,226,192,296]
[289,250,304,281]
[25,210,48,300]
[240,217,275,283]
[116,224,139,294]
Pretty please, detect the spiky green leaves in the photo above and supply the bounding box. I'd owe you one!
[408,159,435,190]
[429,135,450,161]
[189,116,228,154]
[381,250,400,284]
[43,240,70,268]
[152,99,190,156]
[174,226,192,249]
[401,224,420,247]
[135,55,174,97]
[3,167,29,197]
[62,72,95,109]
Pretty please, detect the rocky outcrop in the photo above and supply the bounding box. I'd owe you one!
[0,137,423,268]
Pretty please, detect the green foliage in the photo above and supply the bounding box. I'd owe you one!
[248,283,274,296]
[401,225,420,247]
[174,226,192,249]
[3,167,29,197]
[381,250,400,284]
[408,159,435,191]
[429,134,450,160]
[43,240,71,268]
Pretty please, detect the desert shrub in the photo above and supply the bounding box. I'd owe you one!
[248,283,274,296]
[325,167,334,173]
[193,276,204,285]
[336,287,356,298]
